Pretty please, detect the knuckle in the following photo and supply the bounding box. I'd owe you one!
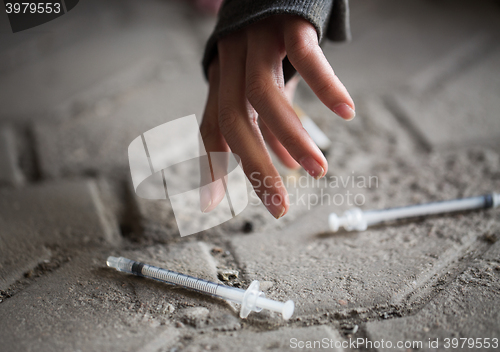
[246,73,270,107]
[218,105,238,133]
[243,160,273,185]
[218,106,246,143]
[286,32,317,65]
[242,159,260,177]
[316,80,336,97]
[279,132,300,149]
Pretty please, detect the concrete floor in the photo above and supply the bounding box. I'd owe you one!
[1,1,499,351]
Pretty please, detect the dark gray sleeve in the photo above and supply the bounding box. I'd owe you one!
[201,0,350,80]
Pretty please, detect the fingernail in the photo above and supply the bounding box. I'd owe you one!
[267,205,285,219]
[200,186,212,213]
[275,207,286,219]
[333,103,355,120]
[262,193,286,219]
[300,156,325,179]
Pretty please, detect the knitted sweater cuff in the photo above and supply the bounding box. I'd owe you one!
[201,0,350,80]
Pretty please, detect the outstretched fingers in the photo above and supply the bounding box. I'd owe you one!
[217,34,289,218]
[246,20,328,179]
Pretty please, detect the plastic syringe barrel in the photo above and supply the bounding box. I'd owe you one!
[364,194,491,226]
[329,193,500,232]
[106,256,294,320]
[107,256,234,298]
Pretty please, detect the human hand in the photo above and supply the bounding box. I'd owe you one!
[200,15,354,219]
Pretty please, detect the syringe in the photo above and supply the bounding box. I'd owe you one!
[106,256,294,320]
[329,193,500,232]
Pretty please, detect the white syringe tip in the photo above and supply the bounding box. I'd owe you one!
[328,213,340,232]
[493,193,500,208]
[106,256,120,269]
[282,300,295,320]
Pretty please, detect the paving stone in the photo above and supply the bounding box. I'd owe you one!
[183,325,344,352]
[0,180,120,291]
[0,0,203,123]
[0,241,228,352]
[390,45,500,151]
[323,0,500,96]
[94,177,126,244]
[0,125,24,187]
[404,33,493,94]
[483,234,500,263]
[0,252,176,352]
[34,71,208,179]
[180,307,210,327]
[129,168,329,243]
[128,190,179,243]
[364,240,500,352]
[294,92,421,173]
[228,148,500,320]
[134,327,180,352]
[0,27,163,121]
[0,0,130,74]
[52,56,161,120]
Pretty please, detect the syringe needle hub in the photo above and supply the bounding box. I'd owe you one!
[329,192,500,233]
[106,256,294,320]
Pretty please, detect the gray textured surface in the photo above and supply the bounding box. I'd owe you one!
[0,180,119,291]
[325,0,500,96]
[229,149,500,319]
[365,241,500,352]
[0,0,203,123]
[391,46,500,151]
[0,126,24,187]
[184,325,344,352]
[1,0,499,351]
[128,168,333,243]
[33,67,207,178]
[0,242,227,352]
